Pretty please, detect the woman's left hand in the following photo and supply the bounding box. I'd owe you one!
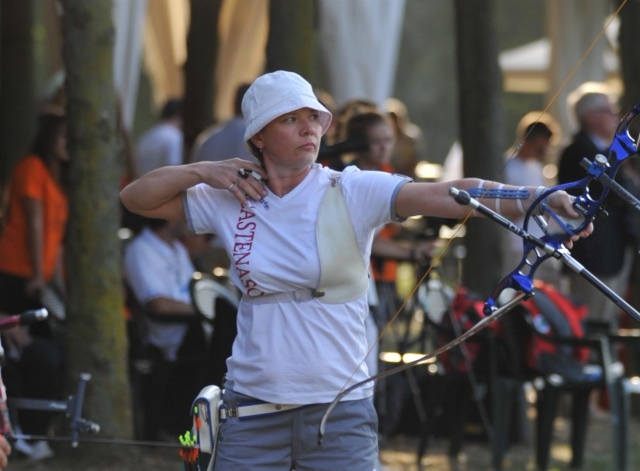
[544,190,593,248]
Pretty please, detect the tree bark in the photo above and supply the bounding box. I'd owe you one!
[183,0,222,159]
[617,0,640,311]
[454,0,506,296]
[266,0,315,79]
[60,0,132,446]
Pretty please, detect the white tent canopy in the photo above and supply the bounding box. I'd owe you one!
[499,21,620,95]
[500,0,620,135]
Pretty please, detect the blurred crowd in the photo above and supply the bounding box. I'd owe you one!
[1,75,639,465]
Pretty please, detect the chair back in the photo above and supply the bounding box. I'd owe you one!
[189,272,239,323]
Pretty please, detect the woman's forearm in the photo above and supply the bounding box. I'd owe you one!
[120,164,204,221]
[396,179,548,220]
[120,159,268,221]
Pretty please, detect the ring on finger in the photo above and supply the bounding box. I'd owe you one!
[227,179,240,191]
[238,168,250,179]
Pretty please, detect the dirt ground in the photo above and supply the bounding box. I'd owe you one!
[5,410,638,471]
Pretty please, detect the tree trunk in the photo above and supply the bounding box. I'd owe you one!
[617,0,640,311]
[618,0,640,121]
[60,0,132,447]
[183,0,222,159]
[0,0,37,182]
[454,0,506,296]
[266,0,315,79]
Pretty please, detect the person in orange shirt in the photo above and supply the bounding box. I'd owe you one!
[0,110,67,460]
[0,111,68,308]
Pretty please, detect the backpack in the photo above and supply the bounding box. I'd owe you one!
[437,286,495,374]
[519,280,591,382]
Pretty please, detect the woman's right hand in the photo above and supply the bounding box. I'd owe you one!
[200,159,268,205]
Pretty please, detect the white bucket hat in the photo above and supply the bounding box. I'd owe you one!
[242,70,333,143]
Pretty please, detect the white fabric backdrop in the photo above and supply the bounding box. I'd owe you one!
[142,0,189,110]
[214,0,269,121]
[112,0,267,125]
[111,0,406,127]
[113,0,147,130]
[545,0,610,135]
[317,0,406,108]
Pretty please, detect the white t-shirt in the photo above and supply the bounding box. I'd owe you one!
[123,227,195,361]
[185,164,409,404]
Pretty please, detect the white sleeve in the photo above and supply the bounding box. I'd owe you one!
[340,167,411,230]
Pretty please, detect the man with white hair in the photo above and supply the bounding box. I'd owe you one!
[557,82,640,331]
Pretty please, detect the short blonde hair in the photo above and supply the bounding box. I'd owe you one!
[515,111,561,146]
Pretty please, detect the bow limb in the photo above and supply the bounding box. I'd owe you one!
[317,290,528,445]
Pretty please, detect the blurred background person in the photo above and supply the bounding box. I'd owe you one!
[190,83,254,163]
[558,82,640,332]
[334,98,379,144]
[318,98,378,170]
[0,110,67,460]
[343,111,435,308]
[384,97,426,179]
[123,217,210,440]
[502,112,562,283]
[135,98,183,178]
[314,89,338,146]
[339,110,436,439]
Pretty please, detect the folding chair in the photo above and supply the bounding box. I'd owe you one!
[189,271,240,387]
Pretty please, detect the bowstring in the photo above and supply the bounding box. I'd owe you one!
[334,0,629,397]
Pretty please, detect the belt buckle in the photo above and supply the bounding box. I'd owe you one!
[225,405,238,418]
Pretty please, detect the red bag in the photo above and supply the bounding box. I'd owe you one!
[438,287,495,373]
[520,280,589,376]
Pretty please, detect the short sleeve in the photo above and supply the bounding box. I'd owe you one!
[339,166,411,230]
[13,156,48,201]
